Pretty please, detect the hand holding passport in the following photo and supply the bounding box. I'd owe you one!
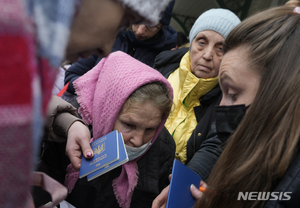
[79,130,129,181]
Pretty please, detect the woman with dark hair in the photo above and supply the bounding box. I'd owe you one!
[195,3,300,208]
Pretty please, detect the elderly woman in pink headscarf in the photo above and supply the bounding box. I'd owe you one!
[40,51,175,208]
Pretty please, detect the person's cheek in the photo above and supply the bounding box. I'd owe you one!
[121,132,130,144]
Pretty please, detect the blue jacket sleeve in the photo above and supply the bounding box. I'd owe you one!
[64,53,100,94]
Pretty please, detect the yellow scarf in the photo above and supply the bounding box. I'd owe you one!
[165,51,218,163]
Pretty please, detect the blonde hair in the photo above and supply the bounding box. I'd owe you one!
[124,82,172,120]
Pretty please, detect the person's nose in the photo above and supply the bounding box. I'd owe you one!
[202,46,214,61]
[136,25,147,35]
[130,130,144,147]
[219,96,231,106]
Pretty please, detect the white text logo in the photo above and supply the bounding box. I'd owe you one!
[237,192,292,201]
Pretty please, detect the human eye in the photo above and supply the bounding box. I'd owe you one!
[145,25,160,33]
[146,127,155,132]
[227,93,237,101]
[145,25,154,32]
[227,89,238,102]
[145,128,156,136]
[125,123,134,127]
[215,44,224,55]
[198,39,205,45]
[122,122,135,130]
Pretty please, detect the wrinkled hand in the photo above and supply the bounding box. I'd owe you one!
[190,180,207,200]
[152,175,171,208]
[66,121,93,170]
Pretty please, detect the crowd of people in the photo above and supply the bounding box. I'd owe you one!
[1,0,300,207]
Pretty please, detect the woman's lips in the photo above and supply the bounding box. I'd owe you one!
[198,64,211,70]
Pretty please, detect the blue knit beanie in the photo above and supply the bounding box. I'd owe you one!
[189,8,241,44]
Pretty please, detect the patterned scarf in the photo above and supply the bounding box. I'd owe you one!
[64,51,172,208]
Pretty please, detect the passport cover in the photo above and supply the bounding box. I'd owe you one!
[87,132,129,181]
[79,130,119,178]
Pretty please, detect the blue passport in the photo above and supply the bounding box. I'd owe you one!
[87,132,129,181]
[166,159,201,208]
[79,130,119,178]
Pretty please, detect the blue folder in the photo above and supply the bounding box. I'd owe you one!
[166,159,201,208]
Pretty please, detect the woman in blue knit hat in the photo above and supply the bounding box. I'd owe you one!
[154,8,240,165]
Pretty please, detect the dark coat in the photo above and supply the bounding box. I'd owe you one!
[65,26,177,93]
[186,86,222,164]
[153,47,189,78]
[153,48,222,167]
[186,122,223,181]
